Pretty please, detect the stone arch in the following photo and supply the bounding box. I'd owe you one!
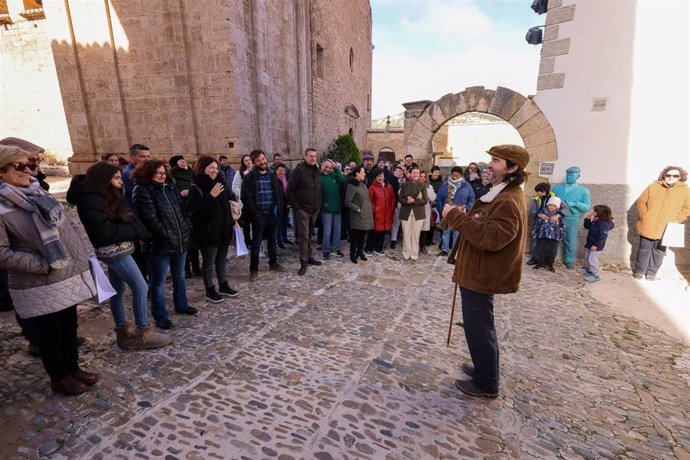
[403,86,557,184]
[378,147,396,161]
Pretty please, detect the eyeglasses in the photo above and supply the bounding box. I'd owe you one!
[665,174,680,178]
[154,171,166,176]
[11,162,38,172]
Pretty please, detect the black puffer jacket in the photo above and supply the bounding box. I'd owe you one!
[187,174,233,247]
[287,161,322,214]
[66,175,150,248]
[132,180,191,254]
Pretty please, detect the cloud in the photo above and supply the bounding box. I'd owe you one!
[400,2,492,38]
[371,44,540,119]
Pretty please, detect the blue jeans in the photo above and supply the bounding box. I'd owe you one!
[321,212,341,253]
[147,251,190,323]
[250,213,278,272]
[105,255,149,329]
[441,228,459,253]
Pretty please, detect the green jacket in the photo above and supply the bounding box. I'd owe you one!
[320,167,344,213]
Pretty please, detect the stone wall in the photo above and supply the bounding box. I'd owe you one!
[365,128,404,160]
[0,0,372,172]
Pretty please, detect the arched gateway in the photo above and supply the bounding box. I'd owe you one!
[403,86,557,186]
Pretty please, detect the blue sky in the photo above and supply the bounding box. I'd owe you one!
[371,0,543,119]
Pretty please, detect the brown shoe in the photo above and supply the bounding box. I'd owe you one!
[114,322,137,350]
[72,368,100,386]
[51,375,89,395]
[130,325,172,350]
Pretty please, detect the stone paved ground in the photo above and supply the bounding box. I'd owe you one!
[1,241,689,460]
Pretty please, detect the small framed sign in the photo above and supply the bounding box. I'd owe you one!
[592,98,608,112]
[539,162,555,176]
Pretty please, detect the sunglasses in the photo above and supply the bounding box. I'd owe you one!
[665,174,680,178]
[11,162,38,172]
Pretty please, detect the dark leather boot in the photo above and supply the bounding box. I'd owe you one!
[51,375,89,395]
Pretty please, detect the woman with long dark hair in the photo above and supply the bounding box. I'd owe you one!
[67,162,171,350]
[398,166,428,261]
[132,160,196,329]
[0,145,99,395]
[188,155,239,302]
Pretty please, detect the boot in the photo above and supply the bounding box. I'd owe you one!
[205,285,224,303]
[297,261,308,276]
[114,322,137,350]
[51,375,89,395]
[130,325,172,350]
[72,368,100,386]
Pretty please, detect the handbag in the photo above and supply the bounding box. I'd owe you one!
[230,200,242,221]
[661,222,685,247]
[88,256,117,303]
[94,241,135,261]
[234,223,249,256]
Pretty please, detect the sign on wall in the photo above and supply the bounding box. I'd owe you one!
[539,162,555,176]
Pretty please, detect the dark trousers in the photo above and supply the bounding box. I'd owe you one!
[460,287,499,393]
[365,231,387,252]
[536,238,559,268]
[185,243,200,275]
[0,268,12,309]
[341,211,350,241]
[296,209,318,263]
[34,305,79,382]
[250,213,278,272]
[350,228,367,258]
[635,236,666,276]
[200,243,229,288]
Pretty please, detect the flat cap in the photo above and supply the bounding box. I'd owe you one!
[566,166,581,173]
[0,137,45,154]
[486,144,529,169]
[362,153,374,160]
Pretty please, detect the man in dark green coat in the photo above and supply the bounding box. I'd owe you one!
[320,160,345,259]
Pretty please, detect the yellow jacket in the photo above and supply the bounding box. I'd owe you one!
[635,181,690,239]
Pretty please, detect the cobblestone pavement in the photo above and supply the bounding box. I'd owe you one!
[1,243,689,459]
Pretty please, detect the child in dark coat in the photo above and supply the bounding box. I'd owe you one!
[579,205,615,282]
[532,196,566,272]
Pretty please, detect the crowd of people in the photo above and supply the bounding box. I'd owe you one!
[0,135,688,400]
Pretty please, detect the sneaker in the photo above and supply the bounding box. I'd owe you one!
[532,265,542,270]
[438,251,448,257]
[359,254,368,262]
[390,241,397,249]
[363,251,373,257]
[218,282,239,298]
[249,271,259,281]
[322,252,330,260]
[269,263,286,272]
[576,267,591,274]
[175,306,198,315]
[645,275,656,281]
[204,286,224,303]
[374,250,385,256]
[584,274,600,282]
[633,272,644,280]
[454,379,498,399]
[332,251,345,257]
[525,258,537,266]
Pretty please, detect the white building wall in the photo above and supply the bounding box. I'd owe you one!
[534,0,689,190]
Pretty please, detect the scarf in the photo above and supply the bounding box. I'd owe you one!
[0,179,71,269]
[480,182,508,203]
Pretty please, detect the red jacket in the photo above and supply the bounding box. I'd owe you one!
[369,181,396,232]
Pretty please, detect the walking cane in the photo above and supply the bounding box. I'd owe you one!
[447,283,458,347]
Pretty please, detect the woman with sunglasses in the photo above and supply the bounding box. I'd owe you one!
[0,145,99,395]
[633,165,690,280]
[66,161,171,350]
[132,160,196,329]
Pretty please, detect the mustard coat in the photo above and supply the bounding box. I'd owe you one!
[635,181,690,240]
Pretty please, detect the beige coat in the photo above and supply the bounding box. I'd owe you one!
[635,181,690,240]
[0,196,96,319]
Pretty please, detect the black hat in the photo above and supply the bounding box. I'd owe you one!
[169,155,184,168]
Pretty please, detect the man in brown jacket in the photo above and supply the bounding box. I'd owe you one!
[442,144,529,399]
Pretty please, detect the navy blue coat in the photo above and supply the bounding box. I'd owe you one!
[584,218,614,250]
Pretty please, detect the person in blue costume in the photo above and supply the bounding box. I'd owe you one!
[552,166,591,268]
